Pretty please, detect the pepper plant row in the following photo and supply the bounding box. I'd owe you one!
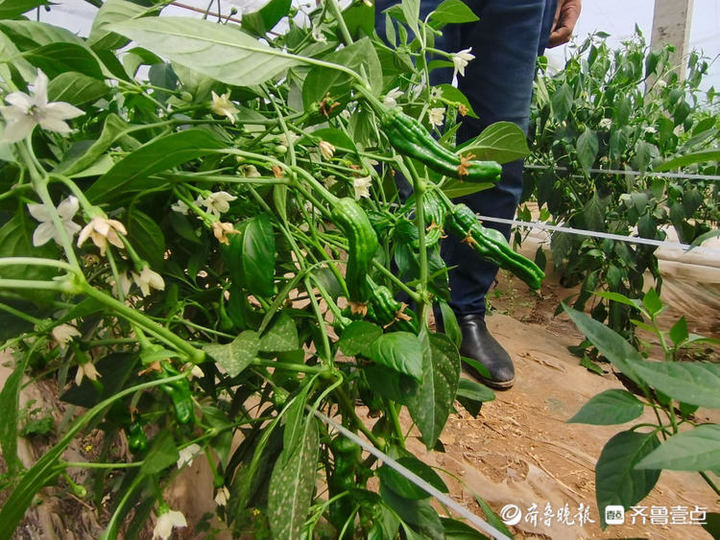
[0,0,534,537]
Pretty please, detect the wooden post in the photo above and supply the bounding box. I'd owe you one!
[650,0,694,80]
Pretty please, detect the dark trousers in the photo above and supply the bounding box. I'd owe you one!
[376,0,556,316]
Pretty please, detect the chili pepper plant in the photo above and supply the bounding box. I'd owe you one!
[0,0,537,537]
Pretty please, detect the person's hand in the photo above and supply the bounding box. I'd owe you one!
[548,0,582,48]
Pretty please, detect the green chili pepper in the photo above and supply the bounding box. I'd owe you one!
[126,421,147,453]
[446,203,545,289]
[331,198,379,305]
[159,362,194,425]
[383,109,502,182]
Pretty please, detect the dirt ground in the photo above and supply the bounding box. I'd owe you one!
[400,269,720,540]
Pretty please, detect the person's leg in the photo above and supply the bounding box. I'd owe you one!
[445,0,556,316]
[441,0,557,388]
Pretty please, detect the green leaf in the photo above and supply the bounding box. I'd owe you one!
[576,128,598,172]
[441,179,496,199]
[281,385,312,462]
[85,129,224,202]
[702,512,720,539]
[364,365,419,405]
[24,42,104,79]
[47,71,108,106]
[111,17,304,87]
[267,416,319,540]
[438,301,461,348]
[635,424,720,471]
[551,83,572,121]
[259,312,299,352]
[0,0,44,18]
[302,37,381,110]
[338,320,383,356]
[655,149,720,172]
[429,0,479,27]
[472,494,513,538]
[406,332,461,449]
[367,331,424,381]
[593,290,644,312]
[140,431,179,475]
[0,31,36,81]
[380,485,444,540]
[596,430,661,529]
[89,0,152,50]
[0,354,28,473]
[641,288,663,316]
[400,0,420,37]
[459,122,529,164]
[568,389,644,425]
[241,0,291,35]
[126,209,165,270]
[378,456,449,500]
[456,377,495,418]
[203,330,260,377]
[441,517,490,539]
[241,214,275,297]
[630,361,720,409]
[669,316,688,346]
[56,113,132,176]
[562,305,645,388]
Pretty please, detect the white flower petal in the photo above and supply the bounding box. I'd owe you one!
[57,196,79,219]
[4,91,33,112]
[32,222,56,247]
[2,116,35,142]
[38,116,73,134]
[27,202,51,222]
[43,101,84,120]
[32,71,49,108]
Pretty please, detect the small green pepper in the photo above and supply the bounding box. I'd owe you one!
[383,109,502,182]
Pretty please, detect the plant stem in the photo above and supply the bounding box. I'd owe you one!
[62,461,143,469]
[251,359,329,374]
[325,0,353,46]
[80,284,204,363]
[334,386,386,451]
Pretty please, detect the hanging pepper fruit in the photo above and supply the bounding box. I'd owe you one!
[365,276,417,333]
[382,108,502,182]
[446,203,545,290]
[126,421,148,453]
[159,362,194,425]
[331,198,379,308]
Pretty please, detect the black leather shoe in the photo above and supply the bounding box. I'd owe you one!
[457,314,515,390]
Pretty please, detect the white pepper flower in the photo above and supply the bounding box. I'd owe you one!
[428,107,445,128]
[170,200,189,215]
[452,48,475,78]
[75,361,100,386]
[52,323,81,346]
[1,71,84,142]
[152,509,187,540]
[77,216,127,256]
[383,87,403,108]
[176,443,202,469]
[598,118,612,129]
[200,191,237,217]
[318,140,335,160]
[131,265,165,297]
[210,91,238,123]
[353,176,372,200]
[27,195,81,247]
